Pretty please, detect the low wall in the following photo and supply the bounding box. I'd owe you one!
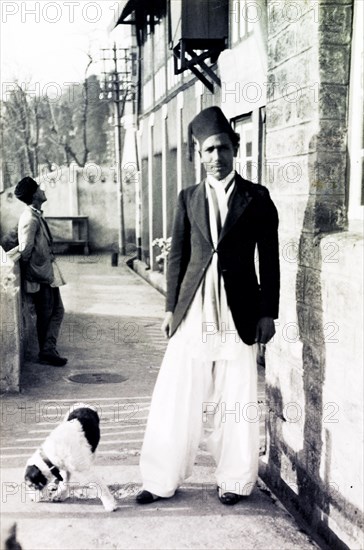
[0,246,22,393]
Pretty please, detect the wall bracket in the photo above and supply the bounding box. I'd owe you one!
[173,40,224,93]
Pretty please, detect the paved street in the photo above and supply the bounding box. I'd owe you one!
[1,255,319,550]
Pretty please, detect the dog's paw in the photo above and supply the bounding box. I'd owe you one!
[51,494,68,502]
[49,490,68,502]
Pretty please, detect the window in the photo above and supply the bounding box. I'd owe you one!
[193,140,202,183]
[154,18,166,69]
[234,110,264,183]
[143,26,153,80]
[142,18,167,108]
[167,55,181,91]
[143,79,153,111]
[155,66,166,102]
[230,0,259,44]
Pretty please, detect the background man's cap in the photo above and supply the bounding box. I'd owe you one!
[188,106,236,161]
[14,176,39,204]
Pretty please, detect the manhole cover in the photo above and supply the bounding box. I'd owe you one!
[67,373,127,384]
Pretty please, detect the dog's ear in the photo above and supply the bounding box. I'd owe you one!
[24,465,47,489]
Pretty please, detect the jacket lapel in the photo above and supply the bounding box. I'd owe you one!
[40,217,53,244]
[189,175,253,245]
[190,180,212,245]
[29,207,52,244]
[218,175,253,243]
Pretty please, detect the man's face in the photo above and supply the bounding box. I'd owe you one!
[32,186,47,205]
[200,133,237,181]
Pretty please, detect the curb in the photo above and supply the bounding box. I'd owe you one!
[130,259,166,296]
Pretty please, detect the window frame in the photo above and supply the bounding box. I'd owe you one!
[233,109,264,183]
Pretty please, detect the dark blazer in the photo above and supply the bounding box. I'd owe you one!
[166,174,280,345]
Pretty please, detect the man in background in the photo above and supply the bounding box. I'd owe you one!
[15,176,67,367]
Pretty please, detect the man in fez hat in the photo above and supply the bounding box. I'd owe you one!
[136,106,280,505]
[15,176,67,367]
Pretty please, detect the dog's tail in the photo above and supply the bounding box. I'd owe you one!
[4,523,22,550]
[64,402,98,421]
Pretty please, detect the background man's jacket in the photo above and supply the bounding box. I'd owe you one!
[166,174,280,345]
[18,206,54,284]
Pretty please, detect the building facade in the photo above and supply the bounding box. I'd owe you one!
[114,1,363,548]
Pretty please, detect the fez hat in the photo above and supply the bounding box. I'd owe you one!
[14,176,39,204]
[188,106,237,161]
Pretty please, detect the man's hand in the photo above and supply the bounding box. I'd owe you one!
[256,317,275,344]
[161,311,173,339]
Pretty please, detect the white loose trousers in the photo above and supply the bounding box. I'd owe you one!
[140,174,260,498]
[140,331,259,498]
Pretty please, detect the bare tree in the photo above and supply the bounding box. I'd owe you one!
[2,82,43,177]
[1,59,112,188]
[45,54,94,168]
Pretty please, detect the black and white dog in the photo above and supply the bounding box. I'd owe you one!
[24,403,117,511]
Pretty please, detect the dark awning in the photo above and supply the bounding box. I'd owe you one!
[112,0,166,28]
[116,0,138,25]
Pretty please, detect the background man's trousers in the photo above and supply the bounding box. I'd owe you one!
[31,284,64,354]
[140,339,259,498]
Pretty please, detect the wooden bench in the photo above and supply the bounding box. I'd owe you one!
[45,216,89,255]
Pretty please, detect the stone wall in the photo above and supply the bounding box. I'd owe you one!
[0,246,40,393]
[0,247,22,393]
[261,1,363,548]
